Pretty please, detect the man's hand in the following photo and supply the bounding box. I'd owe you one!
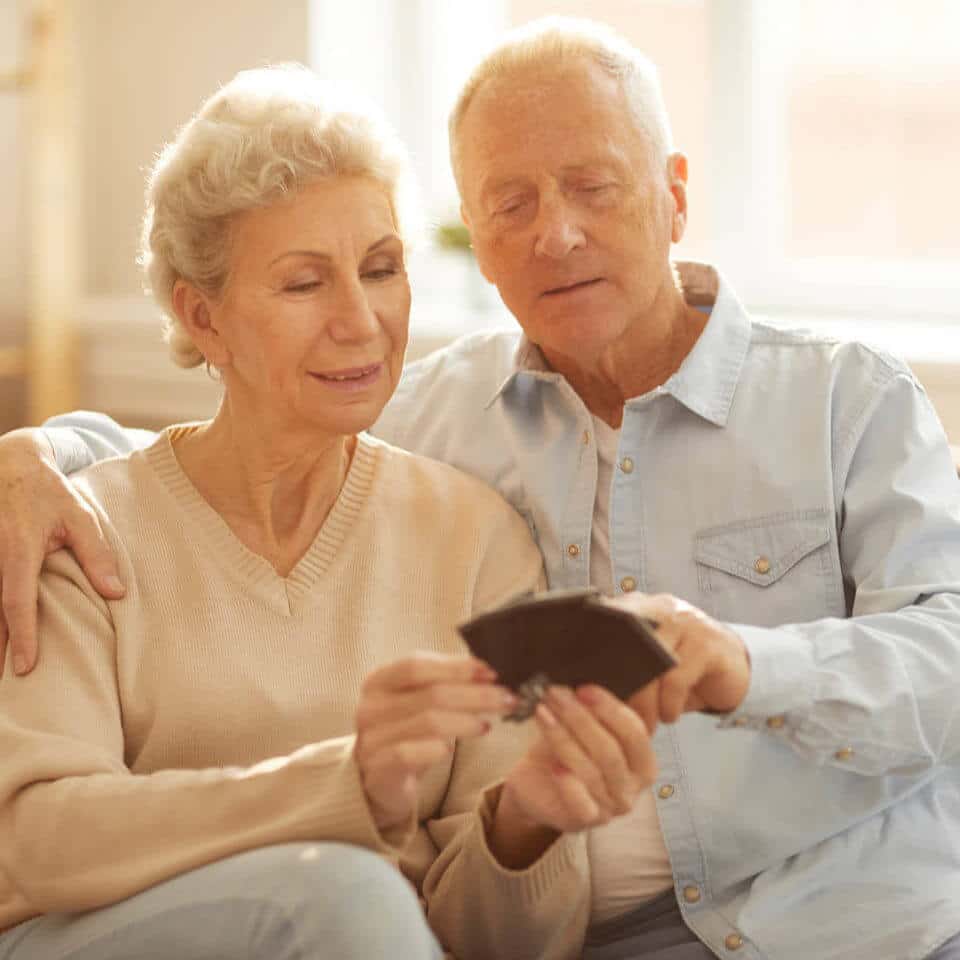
[0,428,125,677]
[489,684,657,869]
[355,652,516,834]
[607,593,750,734]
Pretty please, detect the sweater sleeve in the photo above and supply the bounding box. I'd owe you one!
[0,549,414,920]
[418,502,592,960]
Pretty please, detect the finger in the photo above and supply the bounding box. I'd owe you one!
[357,709,492,760]
[2,553,43,676]
[363,738,454,785]
[0,575,6,679]
[549,762,603,827]
[627,682,661,738]
[547,687,632,812]
[62,507,125,599]
[534,702,619,812]
[357,683,516,730]
[658,637,706,724]
[363,652,495,694]
[576,686,658,785]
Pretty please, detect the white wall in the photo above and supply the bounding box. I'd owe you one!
[74,0,310,299]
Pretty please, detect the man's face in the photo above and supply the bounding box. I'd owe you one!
[458,57,684,365]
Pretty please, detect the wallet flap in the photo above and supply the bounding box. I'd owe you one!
[458,589,676,705]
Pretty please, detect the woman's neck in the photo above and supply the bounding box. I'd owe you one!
[172,408,354,577]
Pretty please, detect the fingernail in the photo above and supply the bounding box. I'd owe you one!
[576,685,601,705]
[473,662,497,681]
[535,703,558,727]
[104,575,125,594]
[500,689,519,710]
[548,686,574,708]
[12,654,27,676]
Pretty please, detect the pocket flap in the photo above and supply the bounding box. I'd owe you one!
[694,510,832,586]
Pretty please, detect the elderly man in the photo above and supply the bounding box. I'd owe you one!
[1,17,959,960]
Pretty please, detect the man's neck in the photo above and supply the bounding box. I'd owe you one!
[541,293,708,428]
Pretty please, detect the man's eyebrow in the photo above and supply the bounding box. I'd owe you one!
[268,234,400,267]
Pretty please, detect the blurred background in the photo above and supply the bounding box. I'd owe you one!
[1,0,958,438]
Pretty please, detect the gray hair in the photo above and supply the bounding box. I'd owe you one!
[449,16,674,195]
[140,63,419,368]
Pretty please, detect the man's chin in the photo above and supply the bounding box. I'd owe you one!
[531,315,624,368]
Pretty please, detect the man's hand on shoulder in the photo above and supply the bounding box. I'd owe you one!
[0,428,125,677]
[604,593,751,734]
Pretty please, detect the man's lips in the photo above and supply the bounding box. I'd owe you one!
[542,277,604,297]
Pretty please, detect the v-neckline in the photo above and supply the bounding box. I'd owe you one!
[142,425,380,616]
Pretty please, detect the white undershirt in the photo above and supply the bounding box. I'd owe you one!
[586,414,674,924]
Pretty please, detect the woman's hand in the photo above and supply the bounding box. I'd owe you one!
[489,684,657,869]
[355,652,516,833]
[0,429,125,677]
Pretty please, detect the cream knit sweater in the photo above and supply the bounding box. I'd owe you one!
[0,428,590,960]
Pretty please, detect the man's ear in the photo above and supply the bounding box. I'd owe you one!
[171,280,230,367]
[666,151,689,243]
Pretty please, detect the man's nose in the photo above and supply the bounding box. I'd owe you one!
[327,278,379,343]
[533,196,586,259]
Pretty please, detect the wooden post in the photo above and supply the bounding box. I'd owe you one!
[25,0,79,424]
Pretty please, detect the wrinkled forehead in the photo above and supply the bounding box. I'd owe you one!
[457,58,655,193]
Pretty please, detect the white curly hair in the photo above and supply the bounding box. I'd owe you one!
[140,63,419,368]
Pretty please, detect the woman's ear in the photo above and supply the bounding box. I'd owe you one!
[172,280,230,367]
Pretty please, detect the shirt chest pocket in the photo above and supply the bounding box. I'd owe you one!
[693,509,843,626]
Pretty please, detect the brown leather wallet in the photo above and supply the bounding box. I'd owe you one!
[457,588,677,720]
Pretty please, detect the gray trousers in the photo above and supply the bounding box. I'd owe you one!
[582,889,960,960]
[0,843,443,960]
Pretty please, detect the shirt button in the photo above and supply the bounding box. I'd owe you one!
[619,456,634,473]
[766,715,786,729]
[567,543,581,559]
[620,575,637,592]
[732,716,749,727]
[753,555,771,575]
[682,884,702,904]
[658,784,675,799]
[582,429,590,445]
[834,746,855,761]
[725,932,745,950]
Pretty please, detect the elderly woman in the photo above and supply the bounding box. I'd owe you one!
[0,66,655,960]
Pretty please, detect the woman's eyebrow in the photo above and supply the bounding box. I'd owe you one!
[269,234,399,267]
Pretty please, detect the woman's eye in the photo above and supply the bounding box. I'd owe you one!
[362,266,400,281]
[285,280,321,293]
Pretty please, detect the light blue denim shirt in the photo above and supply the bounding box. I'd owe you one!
[47,263,960,960]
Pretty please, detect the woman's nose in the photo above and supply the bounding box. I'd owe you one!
[327,279,380,343]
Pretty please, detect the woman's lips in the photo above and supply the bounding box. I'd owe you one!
[309,362,383,392]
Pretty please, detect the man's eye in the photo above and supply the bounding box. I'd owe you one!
[580,183,613,194]
[285,280,321,293]
[496,198,527,216]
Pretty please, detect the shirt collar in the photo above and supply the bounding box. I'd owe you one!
[486,261,752,427]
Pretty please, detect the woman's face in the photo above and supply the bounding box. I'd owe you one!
[209,176,410,438]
